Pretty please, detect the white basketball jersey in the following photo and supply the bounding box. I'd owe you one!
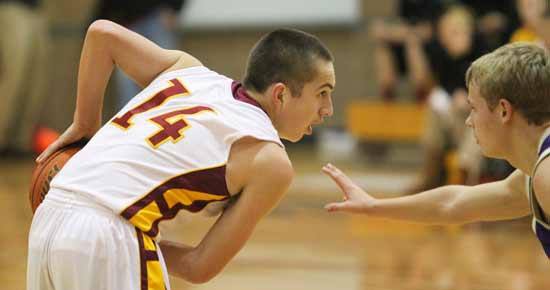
[50,66,283,238]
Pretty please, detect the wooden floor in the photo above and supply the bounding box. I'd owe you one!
[2,149,550,290]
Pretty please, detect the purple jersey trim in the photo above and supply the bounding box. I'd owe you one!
[539,135,550,155]
[535,222,550,258]
[534,134,550,258]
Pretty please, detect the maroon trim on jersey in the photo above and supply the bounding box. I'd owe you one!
[136,228,164,290]
[145,199,221,237]
[121,165,231,237]
[113,78,188,129]
[136,228,160,290]
[136,229,148,290]
[231,81,267,113]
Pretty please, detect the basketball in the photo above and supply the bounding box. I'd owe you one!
[28,143,83,213]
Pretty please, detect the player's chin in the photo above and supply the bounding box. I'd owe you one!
[283,132,305,143]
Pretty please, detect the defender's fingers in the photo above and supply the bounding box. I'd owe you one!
[322,163,356,193]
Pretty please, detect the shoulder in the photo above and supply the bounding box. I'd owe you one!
[246,141,293,203]
[246,140,293,183]
[533,157,550,193]
[253,142,293,175]
[504,169,528,197]
[163,51,204,73]
[229,138,293,196]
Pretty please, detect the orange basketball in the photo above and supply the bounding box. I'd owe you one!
[29,143,83,213]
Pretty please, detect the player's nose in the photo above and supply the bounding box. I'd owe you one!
[321,97,334,118]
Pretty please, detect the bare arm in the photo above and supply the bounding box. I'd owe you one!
[37,20,201,162]
[160,142,293,284]
[324,165,530,224]
[404,33,435,94]
[158,240,194,274]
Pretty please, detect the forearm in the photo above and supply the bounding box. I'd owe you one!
[405,35,434,91]
[158,240,196,279]
[324,165,528,223]
[371,185,467,224]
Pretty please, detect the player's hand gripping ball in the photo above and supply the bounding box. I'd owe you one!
[29,143,83,213]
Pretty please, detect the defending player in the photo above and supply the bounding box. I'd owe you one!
[28,20,335,289]
[324,42,550,258]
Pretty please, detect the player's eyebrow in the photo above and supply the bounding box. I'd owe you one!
[317,83,334,90]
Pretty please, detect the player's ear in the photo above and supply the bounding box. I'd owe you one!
[498,98,513,123]
[271,83,287,108]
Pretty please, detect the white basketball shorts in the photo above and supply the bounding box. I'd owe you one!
[27,188,170,290]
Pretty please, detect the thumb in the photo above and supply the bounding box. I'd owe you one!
[324,201,353,213]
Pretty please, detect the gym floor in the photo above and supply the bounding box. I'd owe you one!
[2,147,550,290]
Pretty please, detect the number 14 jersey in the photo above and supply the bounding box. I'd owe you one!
[50,66,283,238]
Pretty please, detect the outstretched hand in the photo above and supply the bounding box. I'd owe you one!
[322,163,377,214]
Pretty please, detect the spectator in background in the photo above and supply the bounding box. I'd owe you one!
[370,0,446,102]
[0,0,50,157]
[405,5,490,192]
[460,0,519,50]
[94,0,186,110]
[510,0,550,45]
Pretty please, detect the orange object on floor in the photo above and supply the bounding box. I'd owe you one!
[32,127,60,154]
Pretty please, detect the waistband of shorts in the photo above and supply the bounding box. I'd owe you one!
[44,187,115,217]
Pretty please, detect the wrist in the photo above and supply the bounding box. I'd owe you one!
[73,115,100,135]
[365,198,381,215]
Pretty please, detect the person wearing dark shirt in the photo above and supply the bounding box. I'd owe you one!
[93,0,186,110]
[95,0,184,27]
[406,5,490,192]
[460,0,519,50]
[424,34,488,96]
[371,0,446,101]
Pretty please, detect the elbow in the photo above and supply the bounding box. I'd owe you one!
[183,267,217,284]
[87,19,119,40]
[186,273,214,285]
[178,254,220,284]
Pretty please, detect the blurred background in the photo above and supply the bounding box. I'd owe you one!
[2,0,550,289]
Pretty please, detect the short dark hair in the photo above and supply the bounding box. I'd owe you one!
[243,28,333,97]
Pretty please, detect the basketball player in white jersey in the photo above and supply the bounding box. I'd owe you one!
[28,20,335,289]
[324,42,550,259]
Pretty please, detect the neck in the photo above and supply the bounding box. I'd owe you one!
[507,124,549,175]
[245,87,277,124]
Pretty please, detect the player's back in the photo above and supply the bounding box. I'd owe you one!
[50,66,282,237]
